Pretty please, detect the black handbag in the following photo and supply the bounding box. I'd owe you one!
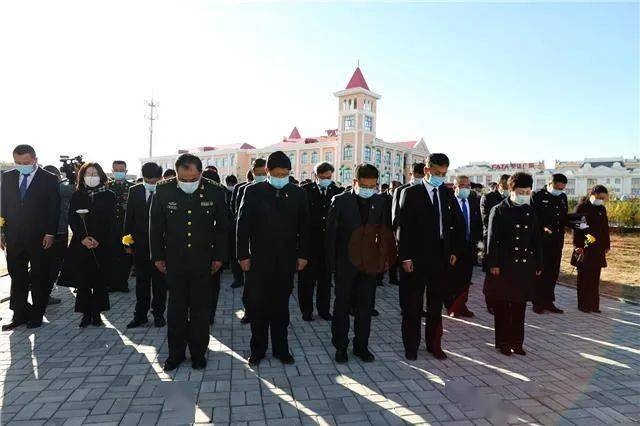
[570,248,583,267]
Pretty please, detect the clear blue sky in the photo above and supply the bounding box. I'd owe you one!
[0,1,638,171]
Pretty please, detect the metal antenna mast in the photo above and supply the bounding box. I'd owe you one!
[145,98,159,157]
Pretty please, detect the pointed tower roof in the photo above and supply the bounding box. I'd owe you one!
[345,67,370,90]
[288,126,301,139]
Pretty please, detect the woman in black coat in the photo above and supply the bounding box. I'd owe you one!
[485,172,543,356]
[68,162,116,327]
[573,185,610,313]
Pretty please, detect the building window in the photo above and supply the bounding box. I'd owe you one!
[289,153,295,165]
[566,188,575,195]
[568,179,576,186]
[587,178,597,187]
[375,149,381,164]
[632,178,640,187]
[615,178,621,184]
[301,152,308,164]
[384,152,391,165]
[342,168,352,182]
[301,171,307,180]
[395,154,402,167]
[364,99,372,111]
[230,154,235,165]
[364,146,372,162]
[364,115,373,131]
[343,145,353,161]
[311,152,318,164]
[343,115,355,130]
[325,151,334,163]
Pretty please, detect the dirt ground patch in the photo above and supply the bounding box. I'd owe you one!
[559,231,640,301]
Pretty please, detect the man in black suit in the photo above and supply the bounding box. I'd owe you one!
[447,175,483,318]
[232,159,267,324]
[237,151,310,366]
[397,153,457,360]
[326,164,396,363]
[1,144,60,330]
[480,174,510,314]
[125,162,167,329]
[298,162,343,322]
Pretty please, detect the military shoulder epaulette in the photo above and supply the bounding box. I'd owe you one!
[157,177,175,186]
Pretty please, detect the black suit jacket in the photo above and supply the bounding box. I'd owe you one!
[451,193,483,255]
[230,181,250,218]
[1,167,60,250]
[480,190,506,241]
[391,183,410,231]
[301,181,343,259]
[325,190,396,277]
[236,181,310,274]
[397,182,455,267]
[123,183,152,260]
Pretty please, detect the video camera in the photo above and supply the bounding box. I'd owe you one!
[59,155,84,185]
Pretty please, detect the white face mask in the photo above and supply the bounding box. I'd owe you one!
[510,192,531,205]
[84,176,101,188]
[590,195,605,206]
[178,179,200,194]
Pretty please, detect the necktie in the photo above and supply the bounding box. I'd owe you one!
[19,174,30,199]
[461,199,470,241]
[432,187,441,238]
[321,187,326,197]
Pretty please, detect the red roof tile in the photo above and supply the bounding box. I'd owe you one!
[346,67,370,90]
[289,127,301,139]
[390,140,418,149]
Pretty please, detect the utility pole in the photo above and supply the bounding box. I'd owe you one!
[145,98,159,157]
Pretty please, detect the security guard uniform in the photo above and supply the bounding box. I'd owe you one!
[150,178,229,362]
[108,178,133,291]
[532,187,568,310]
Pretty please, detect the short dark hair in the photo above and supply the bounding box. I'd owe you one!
[77,162,109,190]
[267,151,291,171]
[381,183,389,190]
[13,144,36,157]
[289,176,299,185]
[43,165,61,177]
[314,162,334,175]
[355,163,379,180]
[112,160,127,168]
[175,153,203,172]
[412,162,426,175]
[225,175,238,186]
[551,173,568,184]
[252,158,266,171]
[428,153,449,168]
[508,172,533,190]
[163,168,176,178]
[590,184,608,195]
[202,169,220,183]
[499,174,510,182]
[141,162,162,179]
[246,170,254,181]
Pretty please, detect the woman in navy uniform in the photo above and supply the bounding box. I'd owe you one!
[573,185,610,313]
[485,172,542,356]
[68,163,115,327]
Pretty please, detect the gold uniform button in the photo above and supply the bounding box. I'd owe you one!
[188,210,192,214]
[515,247,519,251]
[523,259,527,263]
[188,221,192,226]
[187,243,192,248]
[187,232,192,237]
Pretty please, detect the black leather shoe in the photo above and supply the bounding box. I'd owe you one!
[302,313,314,322]
[154,316,166,327]
[512,346,526,356]
[192,357,207,370]
[319,313,333,321]
[248,354,263,366]
[48,296,61,305]
[592,309,602,313]
[278,353,295,365]
[487,307,495,315]
[163,356,185,371]
[79,314,92,328]
[127,318,148,328]
[27,319,43,329]
[240,314,251,324]
[230,281,244,288]
[353,348,375,362]
[335,349,348,363]
[405,351,417,361]
[2,318,27,331]
[499,346,512,356]
[92,313,104,327]
[547,304,564,314]
[371,309,379,317]
[532,305,545,314]
[460,308,474,318]
[429,348,447,360]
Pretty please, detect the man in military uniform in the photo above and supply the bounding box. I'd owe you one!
[237,151,310,366]
[150,154,229,371]
[108,160,133,292]
[298,162,343,322]
[480,173,509,314]
[531,173,568,314]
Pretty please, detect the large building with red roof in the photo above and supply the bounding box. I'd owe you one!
[142,67,430,184]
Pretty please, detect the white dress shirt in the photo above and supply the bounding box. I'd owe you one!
[423,179,443,238]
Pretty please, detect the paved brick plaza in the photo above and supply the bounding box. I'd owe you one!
[1,270,639,425]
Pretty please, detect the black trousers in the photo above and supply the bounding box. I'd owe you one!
[493,300,526,348]
[577,263,601,312]
[231,260,244,286]
[7,244,48,321]
[133,255,167,320]
[75,252,110,314]
[248,263,294,358]
[109,226,132,290]
[445,245,474,313]
[388,264,399,284]
[534,242,563,306]
[210,269,221,322]
[44,233,68,295]
[297,255,331,316]
[166,269,211,360]
[241,271,250,318]
[332,272,375,351]
[400,266,443,354]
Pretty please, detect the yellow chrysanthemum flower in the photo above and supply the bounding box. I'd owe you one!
[0,216,5,227]
[122,234,135,246]
[585,234,597,245]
